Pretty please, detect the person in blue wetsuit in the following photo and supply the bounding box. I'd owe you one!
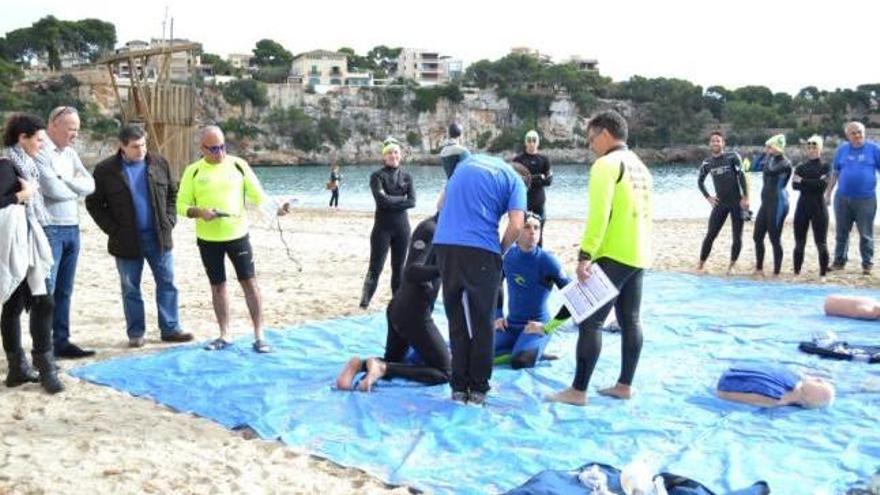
[337,215,450,392]
[752,134,792,276]
[494,212,571,369]
[716,363,834,408]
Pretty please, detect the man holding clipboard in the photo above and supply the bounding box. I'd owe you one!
[548,110,653,407]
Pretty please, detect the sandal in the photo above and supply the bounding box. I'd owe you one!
[204,338,232,351]
[252,340,272,353]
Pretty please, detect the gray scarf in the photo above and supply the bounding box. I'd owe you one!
[3,145,48,226]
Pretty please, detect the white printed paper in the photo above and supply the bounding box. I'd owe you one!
[560,265,619,324]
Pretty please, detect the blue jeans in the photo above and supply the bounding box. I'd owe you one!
[115,232,181,339]
[833,194,876,268]
[44,225,80,348]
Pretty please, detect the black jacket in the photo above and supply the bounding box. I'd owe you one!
[86,151,177,259]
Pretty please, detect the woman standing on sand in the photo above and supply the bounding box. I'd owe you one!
[358,140,416,309]
[1,113,64,394]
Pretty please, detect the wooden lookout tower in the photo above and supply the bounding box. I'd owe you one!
[99,41,201,178]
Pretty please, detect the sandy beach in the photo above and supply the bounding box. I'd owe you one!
[0,203,875,494]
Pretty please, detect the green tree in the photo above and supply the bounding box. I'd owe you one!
[3,16,115,70]
[201,53,234,76]
[365,45,401,78]
[732,85,773,106]
[252,39,293,67]
[221,79,268,116]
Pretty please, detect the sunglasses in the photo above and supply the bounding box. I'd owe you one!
[806,143,819,147]
[525,138,538,143]
[203,143,226,154]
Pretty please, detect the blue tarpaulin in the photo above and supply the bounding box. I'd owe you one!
[71,272,880,494]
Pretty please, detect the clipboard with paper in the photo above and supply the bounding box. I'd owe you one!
[560,265,619,323]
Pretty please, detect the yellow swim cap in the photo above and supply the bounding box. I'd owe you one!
[765,134,786,153]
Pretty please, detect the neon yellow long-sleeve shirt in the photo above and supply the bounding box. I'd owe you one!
[176,156,268,242]
[580,148,653,268]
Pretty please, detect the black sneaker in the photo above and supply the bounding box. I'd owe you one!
[828,263,845,272]
[451,391,468,404]
[467,391,487,406]
[161,331,194,343]
[54,343,96,359]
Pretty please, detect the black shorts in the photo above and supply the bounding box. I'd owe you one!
[197,235,256,285]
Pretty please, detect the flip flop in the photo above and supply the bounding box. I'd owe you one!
[204,338,232,351]
[252,340,273,353]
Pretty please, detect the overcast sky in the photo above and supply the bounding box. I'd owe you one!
[3,0,876,95]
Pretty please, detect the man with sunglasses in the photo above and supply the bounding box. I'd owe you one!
[34,106,96,359]
[86,125,193,348]
[513,130,552,245]
[177,125,276,353]
[824,121,880,276]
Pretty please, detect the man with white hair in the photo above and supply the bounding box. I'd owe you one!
[177,125,280,353]
[824,121,880,275]
[35,106,95,359]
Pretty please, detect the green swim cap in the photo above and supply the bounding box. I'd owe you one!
[765,134,786,153]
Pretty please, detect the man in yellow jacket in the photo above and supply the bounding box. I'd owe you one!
[547,110,653,406]
[177,125,278,353]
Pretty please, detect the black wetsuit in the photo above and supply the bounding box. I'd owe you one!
[328,170,340,207]
[753,154,792,274]
[381,216,450,385]
[697,152,747,263]
[792,158,830,275]
[360,165,416,307]
[513,152,552,243]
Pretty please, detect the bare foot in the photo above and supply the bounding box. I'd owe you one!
[358,357,386,392]
[546,387,587,406]
[726,263,736,276]
[597,383,633,400]
[335,356,362,391]
[696,261,706,274]
[753,269,765,278]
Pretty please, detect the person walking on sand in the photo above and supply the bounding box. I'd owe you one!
[547,110,652,407]
[328,162,342,208]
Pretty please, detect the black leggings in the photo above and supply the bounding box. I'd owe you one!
[438,245,503,394]
[1,281,54,354]
[793,198,829,276]
[366,217,411,294]
[572,258,644,391]
[753,199,789,274]
[700,204,743,263]
[382,303,450,385]
[329,188,339,207]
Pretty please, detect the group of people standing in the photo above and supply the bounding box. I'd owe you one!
[342,110,653,407]
[698,121,880,278]
[2,108,289,394]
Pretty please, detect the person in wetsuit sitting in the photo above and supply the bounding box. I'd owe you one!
[337,215,450,391]
[697,131,749,275]
[494,212,571,369]
[752,134,792,277]
[716,363,834,408]
[358,140,416,309]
